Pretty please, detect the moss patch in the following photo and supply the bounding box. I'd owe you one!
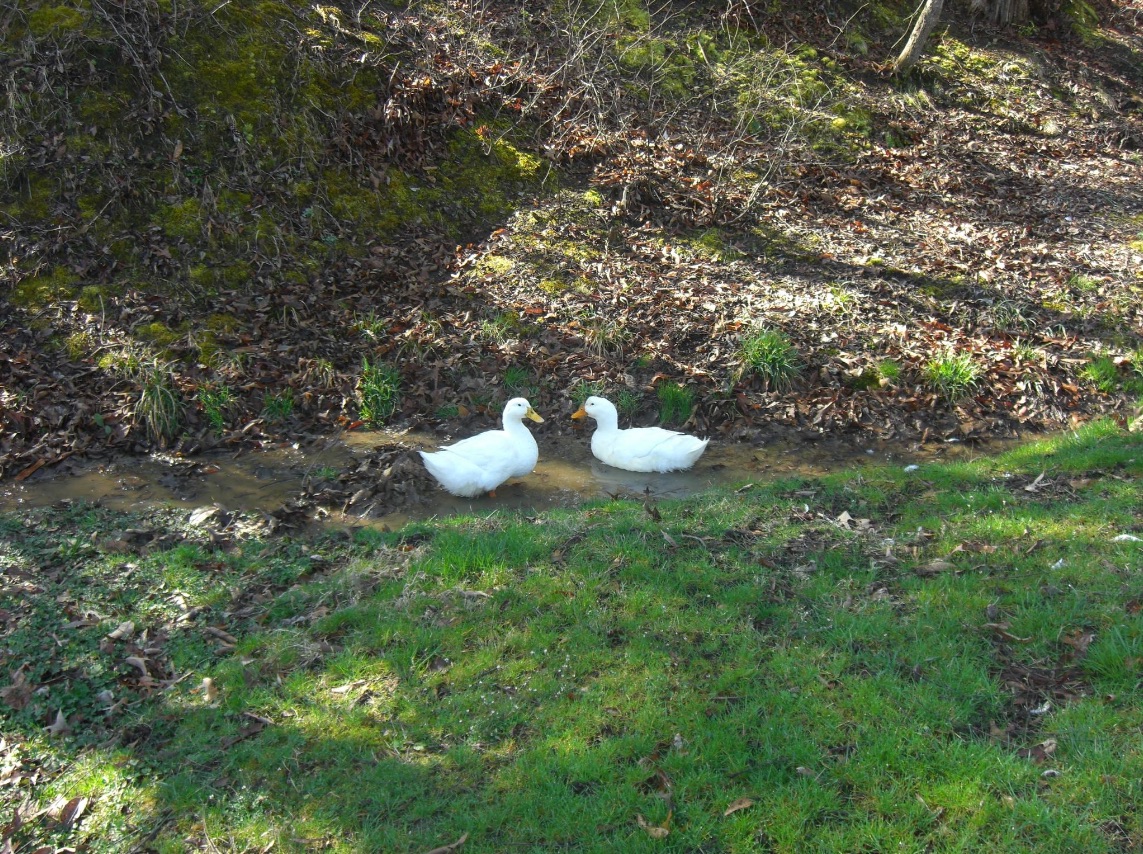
[27,4,89,38]
[11,267,80,309]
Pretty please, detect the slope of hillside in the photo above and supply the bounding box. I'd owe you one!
[2,0,1142,480]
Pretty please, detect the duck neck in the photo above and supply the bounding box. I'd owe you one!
[594,408,619,433]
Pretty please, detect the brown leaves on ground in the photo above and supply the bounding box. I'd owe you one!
[0,2,1140,489]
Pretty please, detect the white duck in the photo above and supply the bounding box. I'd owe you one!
[420,397,544,497]
[571,395,709,473]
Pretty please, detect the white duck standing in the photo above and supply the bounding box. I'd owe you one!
[420,397,544,497]
[571,395,708,473]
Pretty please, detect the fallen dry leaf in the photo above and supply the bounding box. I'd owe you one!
[57,795,89,830]
[107,620,135,640]
[0,669,32,711]
[423,832,469,854]
[915,558,956,577]
[1018,738,1058,763]
[636,811,671,839]
[45,709,70,737]
[723,797,755,816]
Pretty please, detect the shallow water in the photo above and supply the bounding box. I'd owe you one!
[0,427,1000,530]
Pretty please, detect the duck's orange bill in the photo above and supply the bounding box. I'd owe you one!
[571,406,587,420]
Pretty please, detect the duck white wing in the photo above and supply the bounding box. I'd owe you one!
[420,431,520,497]
[419,398,543,497]
[592,426,709,473]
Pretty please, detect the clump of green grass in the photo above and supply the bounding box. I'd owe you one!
[1081,355,1119,393]
[570,378,605,408]
[877,359,901,383]
[657,381,695,424]
[991,299,1036,332]
[479,312,521,345]
[352,311,388,341]
[1068,273,1101,293]
[851,359,900,391]
[736,326,800,390]
[616,388,642,420]
[356,359,400,425]
[262,388,294,422]
[198,384,235,433]
[1012,340,1045,364]
[503,365,536,397]
[136,365,182,442]
[924,350,980,402]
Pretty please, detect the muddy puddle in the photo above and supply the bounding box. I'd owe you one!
[0,426,1001,532]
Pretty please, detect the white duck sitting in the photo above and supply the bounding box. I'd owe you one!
[420,397,544,497]
[571,395,709,473]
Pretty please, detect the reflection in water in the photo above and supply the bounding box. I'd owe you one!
[0,427,1001,530]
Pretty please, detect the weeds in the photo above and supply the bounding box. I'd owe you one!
[479,313,521,345]
[657,381,695,424]
[924,350,980,402]
[1081,356,1115,392]
[616,388,642,420]
[300,358,337,389]
[737,326,800,390]
[569,378,605,408]
[353,311,388,341]
[136,365,182,442]
[198,384,236,433]
[356,359,401,425]
[582,314,631,357]
[262,388,294,422]
[503,365,536,397]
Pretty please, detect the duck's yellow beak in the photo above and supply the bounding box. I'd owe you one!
[571,405,587,420]
[526,407,544,423]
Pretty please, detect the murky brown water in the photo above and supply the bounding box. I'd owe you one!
[0,427,1000,531]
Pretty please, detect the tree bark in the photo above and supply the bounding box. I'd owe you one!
[892,0,945,75]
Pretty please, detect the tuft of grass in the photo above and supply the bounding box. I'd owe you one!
[657,381,695,424]
[737,326,800,390]
[136,365,182,442]
[616,388,642,420]
[262,388,294,422]
[300,357,337,389]
[1081,355,1119,393]
[581,314,631,357]
[570,378,605,408]
[478,312,521,345]
[352,311,388,341]
[1068,273,1101,293]
[356,359,401,425]
[877,359,901,383]
[924,350,980,402]
[198,384,236,434]
[991,299,1036,332]
[502,365,536,397]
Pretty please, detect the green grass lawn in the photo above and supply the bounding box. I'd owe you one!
[2,421,1142,852]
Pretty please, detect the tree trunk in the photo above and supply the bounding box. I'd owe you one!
[969,0,1031,25]
[892,0,945,75]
